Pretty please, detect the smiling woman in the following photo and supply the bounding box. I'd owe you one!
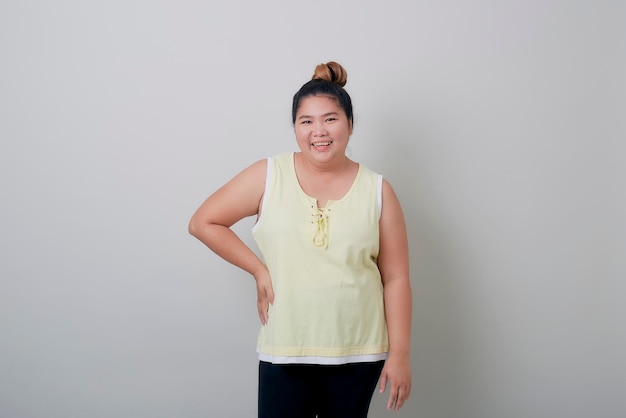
[189,61,412,417]
[294,95,355,183]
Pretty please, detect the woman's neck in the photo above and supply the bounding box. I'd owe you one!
[295,152,354,176]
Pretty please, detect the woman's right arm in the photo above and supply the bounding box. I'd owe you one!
[188,159,274,324]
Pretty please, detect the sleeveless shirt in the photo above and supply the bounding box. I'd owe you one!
[251,153,389,364]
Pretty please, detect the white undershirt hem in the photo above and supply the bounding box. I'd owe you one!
[257,350,388,365]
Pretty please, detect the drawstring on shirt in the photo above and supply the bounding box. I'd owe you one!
[312,207,329,249]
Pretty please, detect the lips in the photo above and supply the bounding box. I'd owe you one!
[312,140,333,147]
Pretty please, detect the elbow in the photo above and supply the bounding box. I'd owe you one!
[188,214,221,239]
[188,215,202,238]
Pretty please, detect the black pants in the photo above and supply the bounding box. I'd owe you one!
[258,360,384,418]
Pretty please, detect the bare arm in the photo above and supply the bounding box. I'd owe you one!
[188,159,274,324]
[377,179,412,412]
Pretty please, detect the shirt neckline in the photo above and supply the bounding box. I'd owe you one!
[290,152,362,209]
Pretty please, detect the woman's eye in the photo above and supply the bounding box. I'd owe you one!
[300,120,311,124]
[326,118,336,122]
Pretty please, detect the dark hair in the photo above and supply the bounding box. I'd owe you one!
[291,61,353,125]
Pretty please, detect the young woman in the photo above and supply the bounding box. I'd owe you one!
[189,61,412,417]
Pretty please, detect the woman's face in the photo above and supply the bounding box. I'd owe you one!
[294,95,353,165]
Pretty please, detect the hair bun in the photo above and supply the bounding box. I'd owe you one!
[312,61,347,87]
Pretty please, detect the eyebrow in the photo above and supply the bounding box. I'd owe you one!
[297,112,340,120]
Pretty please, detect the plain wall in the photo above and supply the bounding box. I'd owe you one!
[1,1,624,417]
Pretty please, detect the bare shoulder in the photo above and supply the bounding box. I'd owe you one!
[216,158,268,207]
[381,179,405,221]
[229,158,268,188]
[378,178,409,283]
[192,158,268,227]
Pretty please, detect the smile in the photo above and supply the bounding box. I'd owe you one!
[312,141,333,147]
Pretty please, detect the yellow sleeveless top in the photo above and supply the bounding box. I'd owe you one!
[252,153,389,362]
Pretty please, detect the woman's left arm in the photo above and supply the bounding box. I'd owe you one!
[377,179,412,412]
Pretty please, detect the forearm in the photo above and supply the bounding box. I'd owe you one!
[190,223,265,277]
[383,277,412,357]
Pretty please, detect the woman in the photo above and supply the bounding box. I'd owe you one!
[189,61,412,417]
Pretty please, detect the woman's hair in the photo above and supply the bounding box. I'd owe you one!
[291,61,353,125]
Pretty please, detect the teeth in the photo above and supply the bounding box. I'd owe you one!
[312,141,332,146]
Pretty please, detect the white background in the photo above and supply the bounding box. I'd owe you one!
[1,1,624,417]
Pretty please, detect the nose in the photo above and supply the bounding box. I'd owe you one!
[312,121,327,136]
